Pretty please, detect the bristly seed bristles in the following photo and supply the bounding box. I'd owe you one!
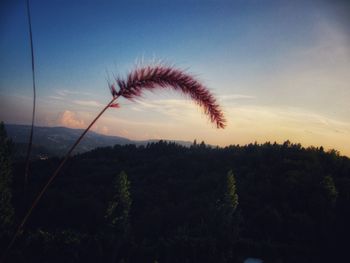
[5,64,226,261]
[111,65,226,128]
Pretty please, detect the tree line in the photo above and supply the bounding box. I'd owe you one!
[1,123,349,262]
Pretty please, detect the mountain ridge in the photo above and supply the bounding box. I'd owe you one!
[5,123,193,158]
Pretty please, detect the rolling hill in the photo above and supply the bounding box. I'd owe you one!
[5,124,192,158]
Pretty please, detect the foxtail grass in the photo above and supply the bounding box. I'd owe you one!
[2,64,225,261]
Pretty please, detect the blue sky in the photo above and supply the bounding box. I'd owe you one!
[1,0,350,155]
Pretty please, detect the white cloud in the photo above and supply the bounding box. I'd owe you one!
[73,100,103,107]
[55,89,92,97]
[218,94,256,101]
[128,98,201,121]
[57,110,86,129]
[47,96,63,100]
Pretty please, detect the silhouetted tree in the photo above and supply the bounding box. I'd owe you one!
[0,121,14,236]
[105,171,132,263]
[223,170,239,214]
[321,175,338,207]
[106,171,131,230]
[216,170,240,261]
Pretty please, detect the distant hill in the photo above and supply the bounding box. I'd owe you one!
[5,124,192,158]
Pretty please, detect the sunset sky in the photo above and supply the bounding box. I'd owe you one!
[1,0,349,155]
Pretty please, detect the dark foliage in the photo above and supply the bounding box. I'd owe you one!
[3,140,350,262]
[0,122,14,236]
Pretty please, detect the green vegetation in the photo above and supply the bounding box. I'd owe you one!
[2,138,350,262]
[0,122,14,238]
[105,171,132,262]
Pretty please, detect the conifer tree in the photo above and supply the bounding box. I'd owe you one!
[224,170,239,215]
[0,122,14,235]
[321,175,338,207]
[106,171,132,232]
[105,171,132,263]
[216,170,240,261]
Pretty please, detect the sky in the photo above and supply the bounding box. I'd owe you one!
[0,0,350,155]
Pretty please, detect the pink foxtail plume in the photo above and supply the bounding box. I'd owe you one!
[3,64,226,262]
[110,65,226,128]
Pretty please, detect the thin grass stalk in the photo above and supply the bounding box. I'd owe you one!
[24,0,36,185]
[1,97,118,262]
[2,64,225,262]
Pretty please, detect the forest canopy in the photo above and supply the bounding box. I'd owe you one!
[1,133,350,262]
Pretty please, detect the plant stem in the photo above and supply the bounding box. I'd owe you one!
[24,0,36,185]
[1,96,118,262]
